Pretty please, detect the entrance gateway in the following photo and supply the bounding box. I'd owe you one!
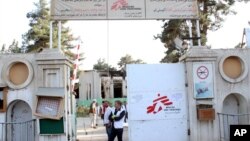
[127,64,188,141]
[50,1,198,139]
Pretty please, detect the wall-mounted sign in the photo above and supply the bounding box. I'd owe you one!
[51,0,198,20]
[34,96,64,120]
[193,63,214,99]
[39,118,64,134]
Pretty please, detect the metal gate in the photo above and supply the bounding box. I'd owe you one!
[218,113,250,141]
[0,119,36,141]
[127,64,188,141]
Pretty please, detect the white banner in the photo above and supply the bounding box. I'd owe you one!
[146,0,198,19]
[193,62,214,99]
[51,0,198,20]
[51,0,107,20]
[108,0,145,19]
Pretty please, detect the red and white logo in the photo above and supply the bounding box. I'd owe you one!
[147,93,173,114]
[111,0,128,11]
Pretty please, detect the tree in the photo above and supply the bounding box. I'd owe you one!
[0,44,6,53]
[8,39,21,53]
[21,0,84,91]
[1,39,22,54]
[155,0,239,63]
[93,58,117,71]
[22,0,78,60]
[117,54,145,70]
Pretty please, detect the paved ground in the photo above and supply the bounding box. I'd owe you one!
[77,117,128,141]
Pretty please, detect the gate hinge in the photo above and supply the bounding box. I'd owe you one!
[188,129,191,136]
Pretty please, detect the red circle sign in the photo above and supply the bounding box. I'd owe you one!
[197,66,209,79]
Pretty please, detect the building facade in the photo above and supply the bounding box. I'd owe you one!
[79,70,127,100]
[0,49,75,141]
[182,47,250,141]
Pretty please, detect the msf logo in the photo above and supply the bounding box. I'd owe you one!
[147,93,173,114]
[111,0,128,11]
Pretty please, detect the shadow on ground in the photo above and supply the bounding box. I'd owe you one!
[77,117,128,141]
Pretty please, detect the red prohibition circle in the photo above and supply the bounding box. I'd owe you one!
[196,66,209,79]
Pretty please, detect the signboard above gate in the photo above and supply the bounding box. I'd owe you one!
[51,0,198,20]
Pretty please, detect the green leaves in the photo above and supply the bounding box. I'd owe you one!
[157,0,238,63]
[22,0,80,61]
[117,54,145,70]
[93,58,116,71]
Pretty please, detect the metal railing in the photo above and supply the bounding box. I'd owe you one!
[218,113,250,141]
[0,119,36,141]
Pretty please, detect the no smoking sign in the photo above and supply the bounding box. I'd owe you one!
[196,66,209,79]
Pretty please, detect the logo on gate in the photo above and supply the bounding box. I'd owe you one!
[147,93,173,114]
[111,0,128,11]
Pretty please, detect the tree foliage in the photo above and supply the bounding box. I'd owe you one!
[117,54,145,70]
[0,39,22,53]
[22,0,79,60]
[155,0,238,63]
[93,58,117,71]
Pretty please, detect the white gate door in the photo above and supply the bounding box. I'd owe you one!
[11,101,32,141]
[127,64,188,141]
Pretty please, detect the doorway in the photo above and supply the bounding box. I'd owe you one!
[7,100,33,141]
[219,94,248,141]
[114,82,122,98]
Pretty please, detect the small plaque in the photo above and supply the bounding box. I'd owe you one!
[197,108,215,121]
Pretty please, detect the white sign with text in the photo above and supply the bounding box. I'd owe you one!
[51,0,198,20]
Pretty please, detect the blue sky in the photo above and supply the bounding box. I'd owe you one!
[0,0,249,69]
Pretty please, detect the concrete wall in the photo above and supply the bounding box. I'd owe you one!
[79,70,127,100]
[79,71,101,100]
[36,49,72,141]
[0,54,37,141]
[182,47,250,141]
[0,49,74,141]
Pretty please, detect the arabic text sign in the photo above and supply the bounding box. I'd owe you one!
[51,0,107,20]
[51,0,198,20]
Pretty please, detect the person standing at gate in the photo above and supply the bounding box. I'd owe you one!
[122,101,128,123]
[103,101,112,140]
[89,99,97,128]
[108,100,125,141]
